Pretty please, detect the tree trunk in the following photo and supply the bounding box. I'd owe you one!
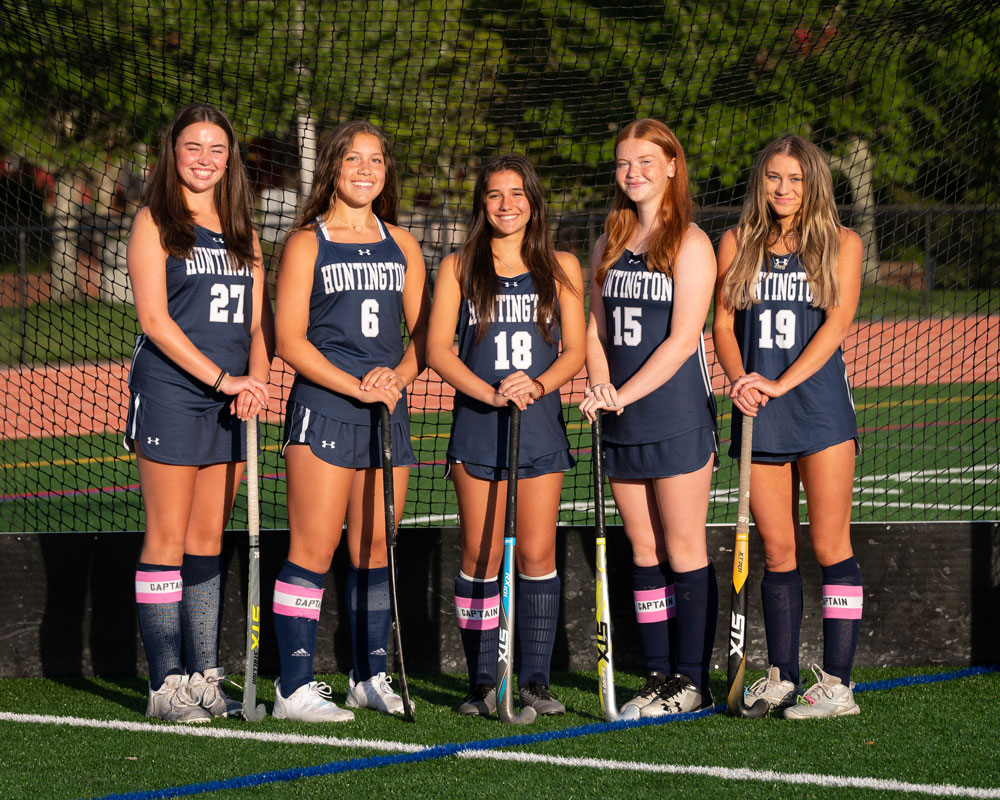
[49,170,83,302]
[829,137,880,284]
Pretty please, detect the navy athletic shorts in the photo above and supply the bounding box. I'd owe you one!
[450,448,574,482]
[123,392,245,466]
[740,436,861,463]
[282,401,416,469]
[603,426,717,480]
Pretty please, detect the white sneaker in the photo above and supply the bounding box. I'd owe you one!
[783,665,860,719]
[189,668,242,718]
[345,670,406,715]
[146,674,212,723]
[746,666,798,712]
[639,673,713,717]
[273,679,355,722]
[620,670,670,718]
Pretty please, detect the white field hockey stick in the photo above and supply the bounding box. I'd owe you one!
[726,414,768,718]
[496,404,537,725]
[241,416,266,721]
[380,404,415,722]
[592,411,619,721]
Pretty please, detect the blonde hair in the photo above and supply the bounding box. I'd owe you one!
[595,119,692,285]
[722,134,843,311]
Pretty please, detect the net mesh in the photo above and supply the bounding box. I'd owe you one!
[1,0,997,532]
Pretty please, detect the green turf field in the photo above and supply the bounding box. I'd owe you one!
[0,666,996,799]
[2,384,997,534]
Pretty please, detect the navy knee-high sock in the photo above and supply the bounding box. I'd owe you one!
[673,565,711,691]
[821,557,863,685]
[701,561,719,691]
[761,568,803,686]
[632,563,675,674]
[346,565,391,681]
[135,562,183,690]
[181,554,221,674]
[273,560,325,696]
[454,572,500,690]
[516,572,560,687]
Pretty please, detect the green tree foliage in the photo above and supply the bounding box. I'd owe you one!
[0,0,996,212]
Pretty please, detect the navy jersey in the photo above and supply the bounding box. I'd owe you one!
[600,250,716,445]
[128,225,253,414]
[731,252,857,455]
[448,270,570,468]
[287,217,409,425]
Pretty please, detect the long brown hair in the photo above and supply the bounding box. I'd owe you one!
[722,134,842,310]
[145,104,255,270]
[290,120,399,232]
[595,119,692,285]
[459,154,575,343]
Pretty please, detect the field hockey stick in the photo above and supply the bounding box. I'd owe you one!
[241,415,266,721]
[380,403,415,722]
[726,414,768,718]
[496,404,537,725]
[592,411,619,721]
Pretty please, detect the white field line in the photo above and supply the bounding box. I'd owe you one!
[458,750,1000,799]
[0,712,425,752]
[401,465,998,524]
[2,711,997,799]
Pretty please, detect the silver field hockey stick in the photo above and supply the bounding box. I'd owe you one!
[592,411,619,721]
[380,404,415,722]
[495,404,537,724]
[241,416,266,721]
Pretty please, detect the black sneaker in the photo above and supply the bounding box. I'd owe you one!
[518,681,565,715]
[620,670,670,718]
[457,683,497,716]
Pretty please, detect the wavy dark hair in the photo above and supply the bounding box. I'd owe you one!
[290,120,399,232]
[459,154,576,343]
[595,118,692,285]
[144,104,255,270]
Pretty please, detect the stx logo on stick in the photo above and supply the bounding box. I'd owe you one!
[250,604,260,651]
[729,611,746,658]
[596,621,611,664]
[498,627,510,663]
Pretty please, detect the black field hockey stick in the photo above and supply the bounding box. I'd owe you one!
[380,403,415,722]
[592,411,619,721]
[726,414,768,718]
[241,416,266,721]
[496,404,537,725]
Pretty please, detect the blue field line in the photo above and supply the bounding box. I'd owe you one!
[88,665,998,800]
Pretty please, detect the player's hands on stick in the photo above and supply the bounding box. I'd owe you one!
[496,370,540,409]
[730,372,778,416]
[221,375,269,419]
[357,366,403,411]
[580,382,621,421]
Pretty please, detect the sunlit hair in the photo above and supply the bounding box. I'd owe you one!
[721,134,842,311]
[459,154,577,343]
[291,120,399,232]
[594,119,692,285]
[145,104,255,271]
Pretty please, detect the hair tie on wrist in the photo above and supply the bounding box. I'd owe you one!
[212,369,228,392]
[532,378,545,399]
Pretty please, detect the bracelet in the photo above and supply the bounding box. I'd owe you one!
[532,378,545,398]
[212,369,229,392]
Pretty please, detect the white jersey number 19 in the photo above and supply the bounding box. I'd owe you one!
[757,308,796,350]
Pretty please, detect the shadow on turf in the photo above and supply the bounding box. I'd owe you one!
[52,675,148,716]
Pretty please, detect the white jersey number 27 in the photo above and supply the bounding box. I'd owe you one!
[208,283,246,324]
